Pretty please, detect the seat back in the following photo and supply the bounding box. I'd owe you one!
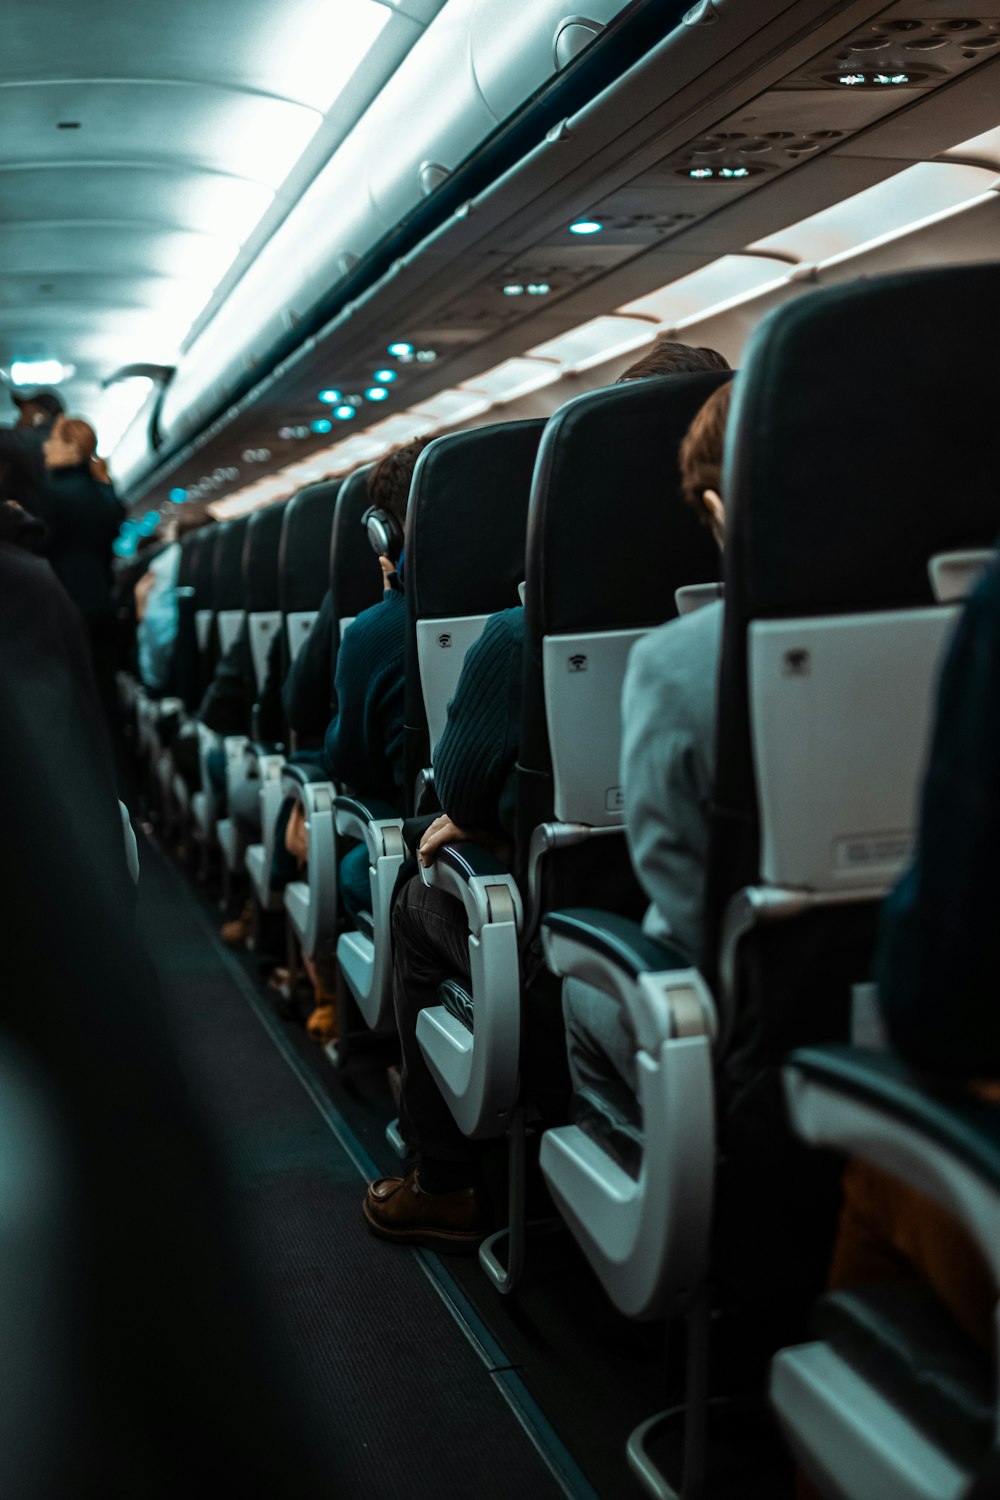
[704,266,1000,1372]
[329,466,382,650]
[189,525,217,680]
[404,421,547,810]
[212,515,250,659]
[278,481,340,662]
[518,373,728,908]
[709,262,1000,1052]
[243,501,287,695]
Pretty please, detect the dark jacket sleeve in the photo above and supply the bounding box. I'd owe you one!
[282,590,333,739]
[433,608,524,840]
[877,562,1000,1076]
[198,618,253,736]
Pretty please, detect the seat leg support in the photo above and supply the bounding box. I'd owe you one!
[478,1108,564,1296]
[626,1290,711,1500]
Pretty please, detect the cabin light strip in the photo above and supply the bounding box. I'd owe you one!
[206,155,1000,521]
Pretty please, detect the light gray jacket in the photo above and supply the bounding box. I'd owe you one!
[621,600,723,964]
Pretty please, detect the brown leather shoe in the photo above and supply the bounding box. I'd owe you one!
[306,1002,338,1043]
[362,1167,489,1252]
[220,898,254,947]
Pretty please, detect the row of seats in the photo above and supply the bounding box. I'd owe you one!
[121,260,1000,1500]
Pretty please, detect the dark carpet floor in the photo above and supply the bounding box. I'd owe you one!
[136,836,578,1500]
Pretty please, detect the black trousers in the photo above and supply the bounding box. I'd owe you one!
[393,874,480,1164]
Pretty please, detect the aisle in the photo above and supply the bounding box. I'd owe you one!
[136,835,576,1500]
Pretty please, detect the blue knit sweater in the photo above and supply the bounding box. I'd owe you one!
[434,606,524,840]
[322,585,406,807]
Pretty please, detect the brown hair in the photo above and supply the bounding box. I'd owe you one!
[618,337,730,383]
[679,380,734,520]
[366,436,431,526]
[57,416,98,461]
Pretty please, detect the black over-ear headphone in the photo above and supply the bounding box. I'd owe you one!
[361,505,404,563]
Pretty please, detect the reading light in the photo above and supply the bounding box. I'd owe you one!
[334,404,357,421]
[503,284,525,297]
[318,388,342,404]
[10,358,70,385]
[719,167,750,179]
[169,487,187,503]
[365,386,389,401]
[311,418,333,434]
[688,167,714,179]
[527,283,551,296]
[569,220,603,235]
[374,368,397,383]
[387,341,414,358]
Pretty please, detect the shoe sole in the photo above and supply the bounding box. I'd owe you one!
[362,1198,488,1254]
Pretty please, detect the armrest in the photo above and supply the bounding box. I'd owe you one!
[542,908,716,1054]
[784,1045,1000,1283]
[333,794,405,865]
[420,840,523,936]
[543,908,688,980]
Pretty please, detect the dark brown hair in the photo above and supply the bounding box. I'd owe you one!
[679,380,734,520]
[366,436,431,525]
[617,337,730,383]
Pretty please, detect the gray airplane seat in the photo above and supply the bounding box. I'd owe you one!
[191,515,251,856]
[282,469,383,967]
[278,479,342,721]
[244,482,339,910]
[216,502,289,882]
[772,1047,1000,1500]
[414,380,723,1293]
[517,371,726,920]
[536,263,1000,1498]
[335,423,545,1046]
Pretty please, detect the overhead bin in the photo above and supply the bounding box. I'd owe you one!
[125,0,637,488]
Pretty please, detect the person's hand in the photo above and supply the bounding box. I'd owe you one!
[134,570,156,619]
[417,814,471,866]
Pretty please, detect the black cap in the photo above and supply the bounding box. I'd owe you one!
[12,389,64,419]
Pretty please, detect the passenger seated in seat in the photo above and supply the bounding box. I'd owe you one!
[826,553,1000,1352]
[561,379,733,1121]
[363,350,732,1249]
[135,508,215,694]
[284,438,428,1042]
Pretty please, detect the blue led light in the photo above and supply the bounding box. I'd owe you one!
[311,418,333,434]
[387,342,414,358]
[374,368,397,384]
[365,387,389,403]
[333,404,356,421]
[874,72,909,85]
[719,167,750,179]
[689,167,714,179]
[569,220,603,235]
[113,536,138,557]
[169,487,187,504]
[318,388,342,404]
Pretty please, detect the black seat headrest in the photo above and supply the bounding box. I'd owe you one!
[212,516,250,611]
[278,481,341,614]
[405,420,547,622]
[243,501,286,612]
[330,466,381,623]
[525,371,728,641]
[187,527,216,603]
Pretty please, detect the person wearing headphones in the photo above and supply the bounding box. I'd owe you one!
[282,437,428,1041]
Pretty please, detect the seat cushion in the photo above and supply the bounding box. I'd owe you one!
[813,1280,995,1473]
[439,978,473,1033]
